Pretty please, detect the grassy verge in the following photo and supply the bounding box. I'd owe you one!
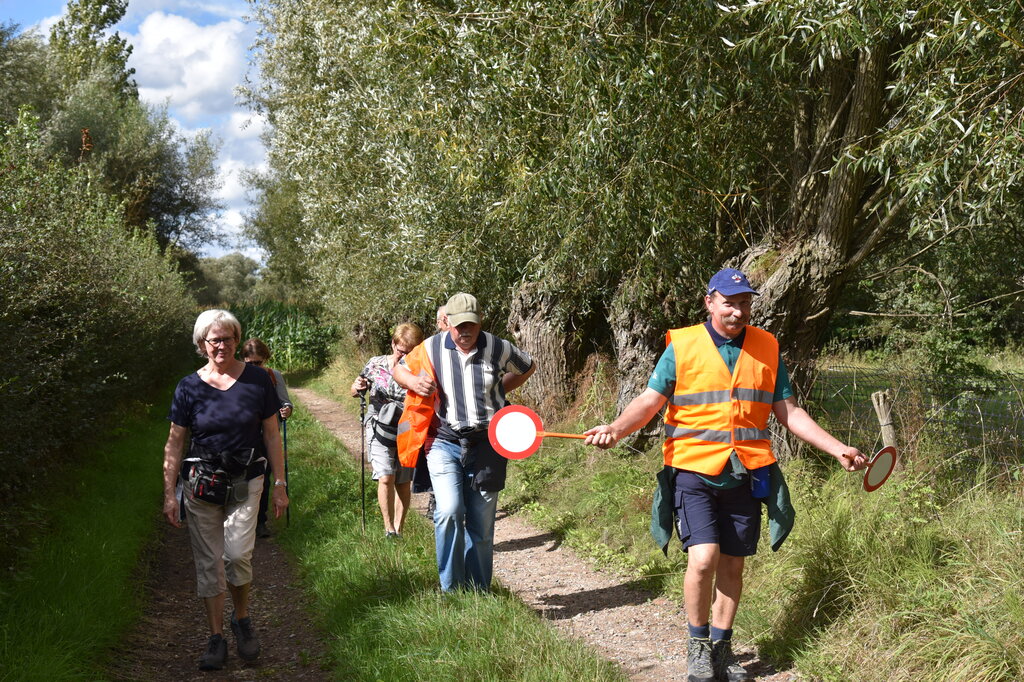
[0,396,169,680]
[496,355,1024,680]
[741,460,1024,681]
[504,424,1024,680]
[277,403,625,681]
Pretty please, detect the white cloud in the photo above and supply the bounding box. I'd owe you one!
[200,208,265,261]
[229,111,265,140]
[27,14,63,38]
[127,12,251,121]
[217,158,250,204]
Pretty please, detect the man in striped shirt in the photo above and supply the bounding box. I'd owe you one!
[395,292,535,591]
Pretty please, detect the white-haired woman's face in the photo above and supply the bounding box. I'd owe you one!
[201,324,238,363]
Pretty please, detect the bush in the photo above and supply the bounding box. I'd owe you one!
[0,111,194,493]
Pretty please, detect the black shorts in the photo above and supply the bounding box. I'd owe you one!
[674,470,761,557]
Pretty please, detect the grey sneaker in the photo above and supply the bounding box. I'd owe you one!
[687,636,715,682]
[230,612,261,662]
[712,639,750,681]
[198,633,227,670]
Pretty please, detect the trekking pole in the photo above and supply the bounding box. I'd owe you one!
[282,417,290,527]
[358,390,367,533]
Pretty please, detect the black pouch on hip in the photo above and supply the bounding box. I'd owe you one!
[188,464,230,505]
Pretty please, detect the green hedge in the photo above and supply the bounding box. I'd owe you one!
[0,112,194,497]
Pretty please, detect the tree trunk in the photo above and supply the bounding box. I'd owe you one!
[742,43,892,392]
[607,278,677,451]
[506,280,581,417]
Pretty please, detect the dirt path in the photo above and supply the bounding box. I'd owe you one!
[291,387,798,682]
[112,465,332,679]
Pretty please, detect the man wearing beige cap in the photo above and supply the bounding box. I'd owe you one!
[395,292,535,591]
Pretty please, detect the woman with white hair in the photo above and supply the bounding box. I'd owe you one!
[162,309,289,671]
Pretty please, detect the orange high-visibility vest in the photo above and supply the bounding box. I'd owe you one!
[663,324,779,475]
[396,342,437,468]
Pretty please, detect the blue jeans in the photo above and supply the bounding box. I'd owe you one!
[426,438,500,591]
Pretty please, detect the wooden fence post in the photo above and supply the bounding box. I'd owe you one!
[871,389,897,449]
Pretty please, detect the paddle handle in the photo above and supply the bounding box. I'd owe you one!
[540,431,586,440]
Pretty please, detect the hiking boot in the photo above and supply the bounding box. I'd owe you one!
[198,633,227,670]
[687,636,714,682]
[230,612,261,662]
[712,639,750,681]
[256,522,272,538]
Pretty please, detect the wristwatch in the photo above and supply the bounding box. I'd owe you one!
[274,480,287,487]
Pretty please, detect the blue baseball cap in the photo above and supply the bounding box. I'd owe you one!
[707,268,759,297]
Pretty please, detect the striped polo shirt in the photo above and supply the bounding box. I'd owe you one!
[406,330,533,439]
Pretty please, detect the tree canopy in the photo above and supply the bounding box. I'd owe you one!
[245,0,1024,402]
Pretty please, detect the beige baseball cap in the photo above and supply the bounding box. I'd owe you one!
[445,292,480,326]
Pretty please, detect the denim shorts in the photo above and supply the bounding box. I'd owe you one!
[674,471,761,557]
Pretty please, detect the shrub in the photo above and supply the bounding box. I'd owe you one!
[0,111,194,492]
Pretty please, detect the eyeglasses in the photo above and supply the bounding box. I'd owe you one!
[393,343,413,355]
[204,337,236,347]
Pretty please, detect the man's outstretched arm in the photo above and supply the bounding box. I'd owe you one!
[584,388,668,449]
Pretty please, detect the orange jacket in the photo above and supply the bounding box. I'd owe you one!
[662,324,778,475]
[396,342,437,468]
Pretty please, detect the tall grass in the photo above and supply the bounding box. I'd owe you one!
[0,398,167,681]
[496,355,1024,680]
[278,403,625,681]
[233,300,337,372]
[741,461,1024,681]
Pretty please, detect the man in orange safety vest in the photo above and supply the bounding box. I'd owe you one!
[584,268,867,682]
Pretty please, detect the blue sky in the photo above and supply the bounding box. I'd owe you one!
[2,0,266,259]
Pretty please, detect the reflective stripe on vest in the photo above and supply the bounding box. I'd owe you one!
[662,324,779,475]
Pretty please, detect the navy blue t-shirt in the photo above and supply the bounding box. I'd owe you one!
[168,363,281,452]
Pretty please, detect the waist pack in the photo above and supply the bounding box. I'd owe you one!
[373,401,403,448]
[185,461,251,506]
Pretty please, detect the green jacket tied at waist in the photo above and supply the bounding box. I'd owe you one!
[650,462,795,554]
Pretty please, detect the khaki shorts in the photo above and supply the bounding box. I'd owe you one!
[184,475,263,597]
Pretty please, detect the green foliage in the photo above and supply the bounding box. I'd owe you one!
[232,300,338,372]
[48,0,136,99]
[0,396,168,681]
[0,24,58,126]
[246,0,1024,375]
[278,404,626,681]
[244,0,728,342]
[195,252,261,306]
[41,72,223,248]
[0,111,194,489]
[243,171,317,301]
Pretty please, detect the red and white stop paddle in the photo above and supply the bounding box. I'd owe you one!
[863,445,897,492]
[488,405,585,459]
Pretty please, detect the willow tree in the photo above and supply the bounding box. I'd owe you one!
[246,0,1024,406]
[719,0,1024,386]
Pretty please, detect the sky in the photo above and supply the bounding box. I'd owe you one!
[2,0,266,260]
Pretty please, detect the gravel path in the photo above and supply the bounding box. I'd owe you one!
[291,387,799,682]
